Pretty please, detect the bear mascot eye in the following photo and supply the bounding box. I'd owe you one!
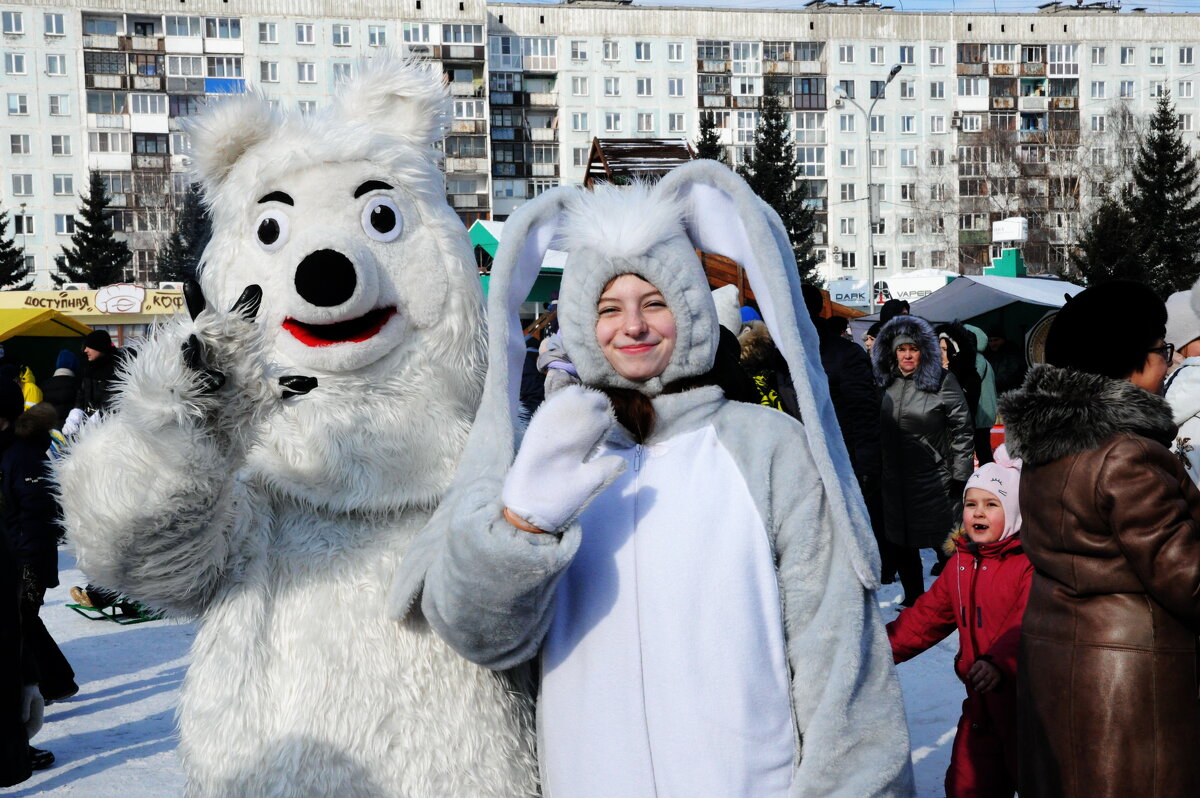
[361,196,404,243]
[254,209,291,252]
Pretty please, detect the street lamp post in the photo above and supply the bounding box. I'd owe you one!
[835,63,901,309]
[17,202,27,278]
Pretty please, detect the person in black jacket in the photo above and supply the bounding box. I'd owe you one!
[0,399,76,706]
[801,285,893,582]
[40,350,81,427]
[75,330,124,416]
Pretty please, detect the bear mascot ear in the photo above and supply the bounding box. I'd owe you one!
[330,56,448,148]
[186,93,278,194]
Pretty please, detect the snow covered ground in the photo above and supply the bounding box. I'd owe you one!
[14,550,960,796]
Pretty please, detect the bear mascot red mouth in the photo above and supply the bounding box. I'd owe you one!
[282,307,397,347]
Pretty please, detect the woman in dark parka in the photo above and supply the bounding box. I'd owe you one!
[872,314,974,605]
[999,280,1200,798]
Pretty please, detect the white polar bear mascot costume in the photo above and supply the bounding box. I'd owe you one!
[55,58,537,798]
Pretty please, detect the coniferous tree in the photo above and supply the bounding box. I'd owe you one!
[695,111,727,163]
[54,170,131,288]
[1124,93,1200,296]
[1071,187,1144,285]
[0,209,33,290]
[736,91,821,285]
[157,183,211,283]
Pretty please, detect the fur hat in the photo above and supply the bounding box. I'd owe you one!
[965,444,1023,540]
[871,314,943,391]
[1045,281,1166,380]
[82,329,116,354]
[1166,288,1200,351]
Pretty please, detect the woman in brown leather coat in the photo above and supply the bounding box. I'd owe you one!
[999,280,1200,798]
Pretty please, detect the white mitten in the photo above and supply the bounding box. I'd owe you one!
[22,684,44,739]
[502,385,627,532]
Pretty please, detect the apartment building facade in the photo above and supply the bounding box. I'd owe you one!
[1,0,1195,288]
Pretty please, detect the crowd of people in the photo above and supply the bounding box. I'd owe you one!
[0,329,129,787]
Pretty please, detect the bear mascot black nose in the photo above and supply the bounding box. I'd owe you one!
[295,249,357,307]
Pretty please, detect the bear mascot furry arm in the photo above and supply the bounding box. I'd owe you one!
[54,58,538,798]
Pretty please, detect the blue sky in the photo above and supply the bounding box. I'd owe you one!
[516,1,1193,13]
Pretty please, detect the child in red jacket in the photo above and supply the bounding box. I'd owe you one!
[888,445,1032,798]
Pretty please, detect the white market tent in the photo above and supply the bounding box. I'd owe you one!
[906,275,1084,323]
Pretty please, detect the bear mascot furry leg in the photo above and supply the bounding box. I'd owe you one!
[55,58,538,798]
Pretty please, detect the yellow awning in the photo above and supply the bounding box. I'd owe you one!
[0,308,92,341]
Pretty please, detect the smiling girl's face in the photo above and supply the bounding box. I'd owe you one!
[963,487,1005,545]
[595,274,677,382]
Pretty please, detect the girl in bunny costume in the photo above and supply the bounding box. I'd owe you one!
[392,161,913,797]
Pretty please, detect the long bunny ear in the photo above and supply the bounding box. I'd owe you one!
[657,160,881,590]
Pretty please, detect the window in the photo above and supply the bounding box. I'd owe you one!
[839,218,856,235]
[899,251,915,269]
[206,57,241,78]
[331,24,350,46]
[870,115,885,133]
[795,77,826,109]
[453,99,483,119]
[961,114,982,132]
[1150,47,1164,66]
[899,45,914,65]
[168,55,204,77]
[668,42,684,62]
[13,215,33,236]
[572,112,588,131]
[44,13,64,36]
[9,134,28,155]
[839,148,856,168]
[930,115,946,134]
[403,23,430,43]
[1091,46,1106,66]
[297,62,315,83]
[1182,81,1195,99]
[4,52,26,75]
[369,26,386,47]
[1091,115,1105,133]
[298,100,317,115]
[52,174,72,195]
[900,80,915,100]
[1120,46,1135,65]
[958,77,986,97]
[131,94,167,114]
[900,217,916,235]
[2,11,22,35]
[55,214,75,235]
[837,79,854,100]
[442,24,483,44]
[1151,80,1167,98]
[873,251,886,270]
[668,78,684,98]
[637,77,652,97]
[929,148,945,166]
[838,252,857,271]
[605,112,622,132]
[635,41,651,61]
[870,46,884,65]
[870,80,887,100]
[668,113,685,133]
[50,134,70,156]
[901,115,915,134]
[571,41,587,61]
[332,62,352,81]
[839,114,856,133]
[44,54,66,76]
[1091,81,1106,100]
[840,184,856,202]
[1048,44,1079,76]
[258,22,278,44]
[871,148,886,167]
[1182,47,1195,66]
[260,61,278,82]
[573,147,588,167]
[637,112,654,133]
[205,17,241,39]
[1181,114,1194,132]
[900,183,916,202]
[1120,80,1135,98]
[133,133,168,154]
[602,41,619,61]
[12,174,33,196]
[296,23,314,44]
[604,77,620,96]
[166,16,201,37]
[83,17,117,35]
[7,94,28,115]
[571,76,588,96]
[930,81,945,100]
[990,44,1015,62]
[48,94,68,115]
[839,44,854,64]
[930,46,945,66]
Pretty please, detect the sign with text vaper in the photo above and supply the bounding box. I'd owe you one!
[830,272,956,308]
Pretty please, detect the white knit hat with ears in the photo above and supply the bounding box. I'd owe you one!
[386,160,885,616]
[1167,280,1200,351]
[964,444,1023,540]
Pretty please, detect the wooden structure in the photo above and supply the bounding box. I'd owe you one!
[701,251,863,320]
[582,138,696,187]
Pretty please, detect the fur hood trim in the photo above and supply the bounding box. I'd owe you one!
[998,364,1177,466]
[871,315,943,391]
[738,320,780,372]
[15,402,57,441]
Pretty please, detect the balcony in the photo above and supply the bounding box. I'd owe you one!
[87,113,128,129]
[132,75,164,91]
[531,164,559,178]
[450,193,481,209]
[959,229,991,246]
[524,56,557,73]
[131,113,169,134]
[991,63,1015,76]
[957,63,987,76]
[1049,96,1077,110]
[450,119,486,134]
[732,95,761,109]
[82,34,120,49]
[991,96,1016,110]
[449,81,484,97]
[166,77,205,93]
[1018,95,1048,112]
[698,59,730,73]
[124,35,164,52]
[528,91,558,107]
[86,74,128,90]
[764,61,792,75]
[794,60,823,74]
[1021,62,1045,77]
[701,95,730,108]
[446,157,488,173]
[133,154,168,170]
[529,127,558,142]
[438,45,485,62]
